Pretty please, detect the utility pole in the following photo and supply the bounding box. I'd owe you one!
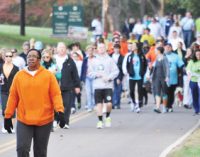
[102,0,109,33]
[20,0,25,36]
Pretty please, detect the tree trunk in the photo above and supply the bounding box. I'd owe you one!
[140,0,147,17]
[158,0,164,16]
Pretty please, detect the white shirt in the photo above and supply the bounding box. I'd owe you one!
[148,22,163,39]
[91,19,102,35]
[112,53,120,64]
[122,52,132,75]
[168,37,186,51]
[54,54,68,71]
[132,23,145,35]
[181,17,194,31]
[73,60,83,77]
[168,26,183,40]
[25,67,37,76]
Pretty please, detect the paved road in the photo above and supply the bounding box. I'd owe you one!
[0,96,199,157]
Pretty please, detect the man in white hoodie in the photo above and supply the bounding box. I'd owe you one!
[88,43,119,129]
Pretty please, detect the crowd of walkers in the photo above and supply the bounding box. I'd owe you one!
[0,11,199,157]
[0,12,199,131]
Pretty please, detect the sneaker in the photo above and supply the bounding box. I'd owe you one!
[11,128,15,133]
[117,106,121,109]
[168,108,173,113]
[131,103,135,112]
[184,104,192,109]
[53,120,58,128]
[105,117,112,127]
[64,124,69,129]
[154,108,161,113]
[135,107,141,113]
[1,127,7,133]
[96,121,103,129]
[162,106,167,113]
[71,108,76,114]
[77,103,81,109]
[87,108,93,112]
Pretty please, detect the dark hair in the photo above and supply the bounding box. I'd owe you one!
[114,44,121,49]
[193,49,200,62]
[156,47,164,54]
[11,48,17,53]
[27,49,41,59]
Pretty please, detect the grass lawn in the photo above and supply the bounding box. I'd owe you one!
[0,24,88,51]
[167,128,200,157]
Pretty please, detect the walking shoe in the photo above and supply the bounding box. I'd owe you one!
[11,128,15,133]
[168,108,173,113]
[184,104,192,109]
[87,108,93,112]
[77,103,81,109]
[53,120,58,128]
[1,127,7,133]
[135,107,141,113]
[71,108,76,114]
[131,103,135,112]
[154,108,161,113]
[105,117,112,127]
[64,124,69,129]
[117,106,121,109]
[162,106,167,113]
[96,121,103,129]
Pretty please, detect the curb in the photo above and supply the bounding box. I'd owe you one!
[159,119,200,157]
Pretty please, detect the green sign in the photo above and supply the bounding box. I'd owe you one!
[52,6,68,35]
[68,5,84,26]
[52,5,83,35]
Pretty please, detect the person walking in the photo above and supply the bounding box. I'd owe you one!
[180,11,195,48]
[88,43,119,129]
[186,49,200,115]
[183,48,193,109]
[151,47,169,113]
[4,49,65,157]
[59,43,81,129]
[80,45,96,112]
[111,44,124,109]
[1,49,19,133]
[164,43,184,112]
[126,42,147,113]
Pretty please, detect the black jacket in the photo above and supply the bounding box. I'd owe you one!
[0,64,19,94]
[110,54,124,81]
[126,53,147,78]
[60,57,80,91]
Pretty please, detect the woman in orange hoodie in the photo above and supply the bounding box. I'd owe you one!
[4,49,65,157]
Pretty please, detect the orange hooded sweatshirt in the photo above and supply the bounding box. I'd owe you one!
[5,66,64,126]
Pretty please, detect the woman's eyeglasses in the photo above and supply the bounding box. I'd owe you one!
[43,56,50,59]
[5,55,13,58]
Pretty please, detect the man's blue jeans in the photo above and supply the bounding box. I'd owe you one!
[85,77,94,109]
[112,79,122,107]
[183,30,193,48]
[190,81,200,113]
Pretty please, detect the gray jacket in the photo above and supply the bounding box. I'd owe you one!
[151,56,170,82]
[88,54,119,90]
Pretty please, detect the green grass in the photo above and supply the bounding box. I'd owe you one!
[167,128,200,157]
[0,24,88,51]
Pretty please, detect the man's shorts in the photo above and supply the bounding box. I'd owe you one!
[94,89,113,104]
